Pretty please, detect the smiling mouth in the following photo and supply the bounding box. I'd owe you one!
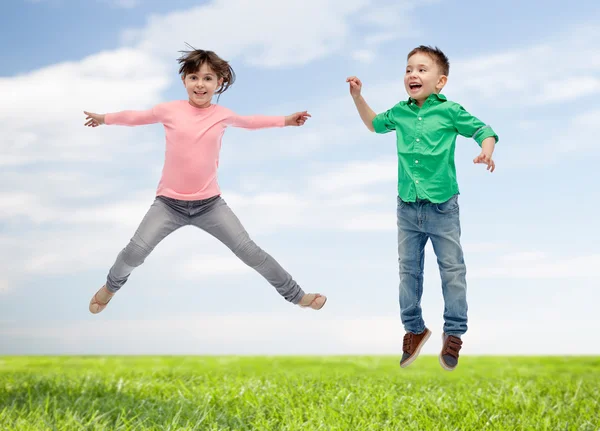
[194,91,207,96]
[409,83,422,90]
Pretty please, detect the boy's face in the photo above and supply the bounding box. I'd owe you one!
[404,52,447,105]
[182,63,224,108]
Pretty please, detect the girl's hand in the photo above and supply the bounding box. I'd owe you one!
[473,151,495,172]
[84,111,105,127]
[346,76,363,99]
[285,111,311,127]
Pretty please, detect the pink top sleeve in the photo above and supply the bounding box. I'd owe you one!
[105,108,159,126]
[224,113,285,129]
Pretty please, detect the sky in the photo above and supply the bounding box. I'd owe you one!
[1,0,599,356]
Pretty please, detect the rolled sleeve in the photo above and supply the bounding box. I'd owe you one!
[453,104,499,146]
[372,110,395,134]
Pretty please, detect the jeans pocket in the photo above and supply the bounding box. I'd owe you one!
[434,194,459,214]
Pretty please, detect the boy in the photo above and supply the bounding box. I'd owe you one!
[347,45,498,371]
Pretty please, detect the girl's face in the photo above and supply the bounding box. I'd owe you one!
[182,63,224,108]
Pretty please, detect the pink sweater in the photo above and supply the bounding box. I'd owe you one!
[105,100,285,200]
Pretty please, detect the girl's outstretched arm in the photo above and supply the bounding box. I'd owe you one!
[83,108,159,127]
[226,111,311,130]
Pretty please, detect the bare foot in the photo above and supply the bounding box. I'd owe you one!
[89,285,114,314]
[298,293,327,310]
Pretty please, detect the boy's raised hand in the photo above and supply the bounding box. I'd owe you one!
[473,151,495,173]
[285,111,311,127]
[346,76,362,99]
[83,111,105,127]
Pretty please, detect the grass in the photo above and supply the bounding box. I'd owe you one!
[0,356,599,430]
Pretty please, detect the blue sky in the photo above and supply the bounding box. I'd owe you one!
[1,0,599,356]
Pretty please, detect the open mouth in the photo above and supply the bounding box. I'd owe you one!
[194,91,207,96]
[409,83,422,91]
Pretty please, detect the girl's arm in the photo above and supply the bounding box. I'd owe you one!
[225,111,310,130]
[83,108,159,127]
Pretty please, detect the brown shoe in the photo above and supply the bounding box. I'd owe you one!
[298,293,327,310]
[439,333,462,371]
[89,285,114,314]
[400,328,431,368]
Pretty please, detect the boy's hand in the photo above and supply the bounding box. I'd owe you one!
[285,111,311,127]
[346,76,362,99]
[473,152,495,172]
[84,111,105,127]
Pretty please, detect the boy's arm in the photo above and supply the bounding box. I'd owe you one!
[347,76,396,134]
[453,104,498,146]
[225,111,310,129]
[83,108,160,127]
[453,104,499,172]
[347,76,376,132]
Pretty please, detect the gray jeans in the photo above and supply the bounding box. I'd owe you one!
[105,195,305,304]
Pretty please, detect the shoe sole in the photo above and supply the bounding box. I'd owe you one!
[400,328,431,368]
[438,334,457,371]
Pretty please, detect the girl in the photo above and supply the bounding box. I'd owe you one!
[84,48,326,313]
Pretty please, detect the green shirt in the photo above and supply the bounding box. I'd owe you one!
[372,93,498,203]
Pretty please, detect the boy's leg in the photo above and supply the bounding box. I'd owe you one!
[397,197,429,333]
[92,197,186,310]
[397,197,431,367]
[426,194,467,370]
[190,196,309,305]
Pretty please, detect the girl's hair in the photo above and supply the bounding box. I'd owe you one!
[177,44,236,97]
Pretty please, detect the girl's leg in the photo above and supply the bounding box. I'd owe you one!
[190,197,322,307]
[89,197,186,313]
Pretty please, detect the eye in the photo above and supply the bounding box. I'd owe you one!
[420,69,426,72]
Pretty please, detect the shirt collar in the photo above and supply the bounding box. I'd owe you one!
[407,93,447,105]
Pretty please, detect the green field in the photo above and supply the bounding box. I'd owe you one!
[1,356,598,430]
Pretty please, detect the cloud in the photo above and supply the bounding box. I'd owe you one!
[448,25,600,105]
[352,50,376,64]
[0,48,169,167]
[469,253,600,279]
[121,0,429,67]
[178,255,253,278]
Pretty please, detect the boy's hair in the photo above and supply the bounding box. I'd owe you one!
[177,45,236,95]
[407,45,450,76]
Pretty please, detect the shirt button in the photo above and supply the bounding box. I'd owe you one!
[415,180,419,184]
[416,138,420,142]
[418,117,422,120]
[415,160,419,164]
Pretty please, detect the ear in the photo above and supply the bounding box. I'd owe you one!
[218,77,224,88]
[182,75,186,86]
[436,75,448,91]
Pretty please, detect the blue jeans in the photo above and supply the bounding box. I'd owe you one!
[397,194,467,336]
[105,195,305,304]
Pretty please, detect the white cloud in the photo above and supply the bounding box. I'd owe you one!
[448,25,600,105]
[352,50,376,64]
[0,280,9,293]
[308,158,397,193]
[470,253,600,279]
[178,255,252,277]
[122,0,428,68]
[0,48,169,167]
